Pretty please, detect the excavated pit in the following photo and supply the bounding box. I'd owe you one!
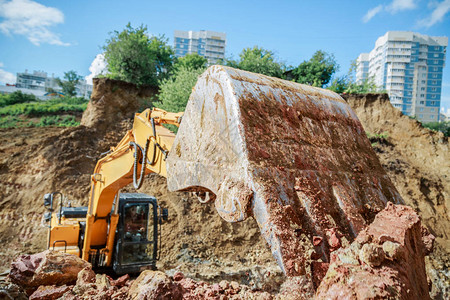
[0,75,448,298]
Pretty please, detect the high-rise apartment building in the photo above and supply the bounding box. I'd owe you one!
[356,31,447,122]
[174,30,226,65]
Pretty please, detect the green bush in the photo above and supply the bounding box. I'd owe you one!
[422,121,450,137]
[0,91,37,107]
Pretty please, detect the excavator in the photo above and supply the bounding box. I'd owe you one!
[43,65,403,276]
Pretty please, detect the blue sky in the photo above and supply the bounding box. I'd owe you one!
[0,0,449,110]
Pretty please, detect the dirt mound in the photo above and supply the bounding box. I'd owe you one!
[343,93,449,298]
[81,78,157,132]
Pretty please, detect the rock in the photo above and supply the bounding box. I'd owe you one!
[111,274,130,288]
[359,243,385,267]
[316,203,433,300]
[382,241,402,260]
[29,285,72,300]
[0,281,27,300]
[8,250,91,291]
[128,270,181,300]
[275,276,314,299]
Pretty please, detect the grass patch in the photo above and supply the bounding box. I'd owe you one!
[36,115,80,127]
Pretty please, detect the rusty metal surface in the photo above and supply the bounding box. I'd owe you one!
[166,65,403,276]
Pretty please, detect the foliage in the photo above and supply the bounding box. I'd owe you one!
[0,91,37,107]
[0,97,88,117]
[328,76,379,94]
[155,66,204,113]
[327,76,350,94]
[422,121,450,137]
[222,46,285,78]
[103,23,174,86]
[36,115,80,127]
[56,70,83,97]
[173,53,208,72]
[0,116,20,128]
[366,132,389,139]
[292,50,338,87]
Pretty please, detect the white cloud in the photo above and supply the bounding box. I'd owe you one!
[0,63,16,84]
[0,0,69,46]
[85,54,107,85]
[418,0,450,27]
[363,0,418,22]
[363,5,383,23]
[386,0,417,13]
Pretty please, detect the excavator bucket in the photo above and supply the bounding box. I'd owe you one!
[166,66,403,276]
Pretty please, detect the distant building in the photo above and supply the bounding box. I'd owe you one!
[174,30,226,65]
[356,31,448,123]
[440,108,450,122]
[16,70,92,99]
[355,53,369,84]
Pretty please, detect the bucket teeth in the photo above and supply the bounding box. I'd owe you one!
[167,65,403,276]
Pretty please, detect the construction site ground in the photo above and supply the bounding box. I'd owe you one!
[0,81,448,297]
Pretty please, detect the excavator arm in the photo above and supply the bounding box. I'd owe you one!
[81,108,182,266]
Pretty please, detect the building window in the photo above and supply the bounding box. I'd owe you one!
[421,80,426,84]
[419,108,424,112]
[431,95,436,99]
[421,87,425,91]
[434,53,439,57]
[431,108,435,112]
[430,115,434,119]
[433,67,438,71]
[430,101,436,105]
[420,94,425,97]
[432,74,438,78]
[420,101,424,104]
[419,114,423,118]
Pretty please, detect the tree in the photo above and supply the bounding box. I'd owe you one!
[56,70,82,97]
[328,76,350,94]
[173,53,208,72]
[155,66,205,113]
[223,46,285,78]
[292,50,338,87]
[103,23,174,86]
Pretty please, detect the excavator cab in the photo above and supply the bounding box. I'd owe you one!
[113,193,167,274]
[43,192,168,275]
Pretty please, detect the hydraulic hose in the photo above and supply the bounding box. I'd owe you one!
[130,138,150,189]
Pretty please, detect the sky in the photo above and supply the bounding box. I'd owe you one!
[0,0,449,111]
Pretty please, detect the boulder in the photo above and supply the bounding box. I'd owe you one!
[128,270,181,300]
[315,203,433,300]
[9,250,90,291]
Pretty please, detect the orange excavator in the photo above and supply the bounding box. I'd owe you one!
[44,66,403,276]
